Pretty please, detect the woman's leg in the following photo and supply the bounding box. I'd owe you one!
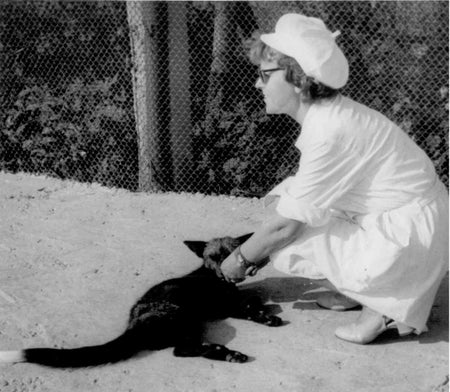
[334,306,393,344]
[312,281,413,343]
[314,279,360,311]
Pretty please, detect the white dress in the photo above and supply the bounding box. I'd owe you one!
[266,95,448,334]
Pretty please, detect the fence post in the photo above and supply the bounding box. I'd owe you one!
[126,1,166,192]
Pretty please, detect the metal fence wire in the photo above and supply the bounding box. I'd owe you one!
[1,1,448,196]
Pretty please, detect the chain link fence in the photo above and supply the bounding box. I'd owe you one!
[1,1,448,196]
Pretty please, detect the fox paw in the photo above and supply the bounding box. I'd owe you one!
[226,350,248,363]
[203,344,248,363]
[264,315,283,327]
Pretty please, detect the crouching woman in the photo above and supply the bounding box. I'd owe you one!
[219,13,449,344]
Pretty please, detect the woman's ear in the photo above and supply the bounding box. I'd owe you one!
[294,86,301,94]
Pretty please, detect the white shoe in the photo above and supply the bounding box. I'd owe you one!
[334,307,412,344]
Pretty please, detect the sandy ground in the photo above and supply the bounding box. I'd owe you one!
[0,172,448,392]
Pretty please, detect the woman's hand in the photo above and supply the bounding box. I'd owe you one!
[220,214,304,283]
[220,251,247,283]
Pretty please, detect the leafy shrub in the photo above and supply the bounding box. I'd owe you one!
[0,78,138,189]
[192,98,300,197]
[0,1,138,189]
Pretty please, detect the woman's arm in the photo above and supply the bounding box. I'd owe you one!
[220,214,305,282]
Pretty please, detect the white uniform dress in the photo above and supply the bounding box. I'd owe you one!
[266,95,448,334]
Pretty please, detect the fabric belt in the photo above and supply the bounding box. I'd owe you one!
[348,178,447,228]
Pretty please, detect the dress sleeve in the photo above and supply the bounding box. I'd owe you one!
[273,138,363,227]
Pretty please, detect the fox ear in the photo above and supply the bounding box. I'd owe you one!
[236,233,253,244]
[183,241,207,258]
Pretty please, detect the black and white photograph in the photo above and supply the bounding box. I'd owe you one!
[0,1,448,391]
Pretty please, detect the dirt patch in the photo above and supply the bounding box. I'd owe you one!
[0,172,448,392]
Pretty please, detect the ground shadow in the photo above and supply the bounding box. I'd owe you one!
[418,273,449,344]
[203,320,237,346]
[239,274,449,344]
[239,276,326,311]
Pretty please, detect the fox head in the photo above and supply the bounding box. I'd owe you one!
[184,233,253,277]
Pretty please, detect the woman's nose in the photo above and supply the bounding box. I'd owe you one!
[255,77,264,89]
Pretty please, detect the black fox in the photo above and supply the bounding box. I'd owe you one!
[0,233,283,368]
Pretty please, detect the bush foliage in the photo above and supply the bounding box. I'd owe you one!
[0,1,448,195]
[0,1,138,189]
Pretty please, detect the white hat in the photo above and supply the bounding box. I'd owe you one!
[260,14,349,89]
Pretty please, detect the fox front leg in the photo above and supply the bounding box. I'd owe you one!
[234,296,283,327]
[174,342,248,363]
[171,322,248,363]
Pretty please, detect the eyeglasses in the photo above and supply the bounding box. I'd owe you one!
[258,67,283,84]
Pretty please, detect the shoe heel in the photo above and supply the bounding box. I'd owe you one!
[385,319,414,336]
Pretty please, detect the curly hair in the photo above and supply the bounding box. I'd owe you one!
[245,32,339,102]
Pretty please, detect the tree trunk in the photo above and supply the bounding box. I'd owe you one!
[126,1,172,192]
[167,2,193,192]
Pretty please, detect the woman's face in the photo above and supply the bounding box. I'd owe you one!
[256,59,300,118]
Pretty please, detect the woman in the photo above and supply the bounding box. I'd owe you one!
[219,14,448,344]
